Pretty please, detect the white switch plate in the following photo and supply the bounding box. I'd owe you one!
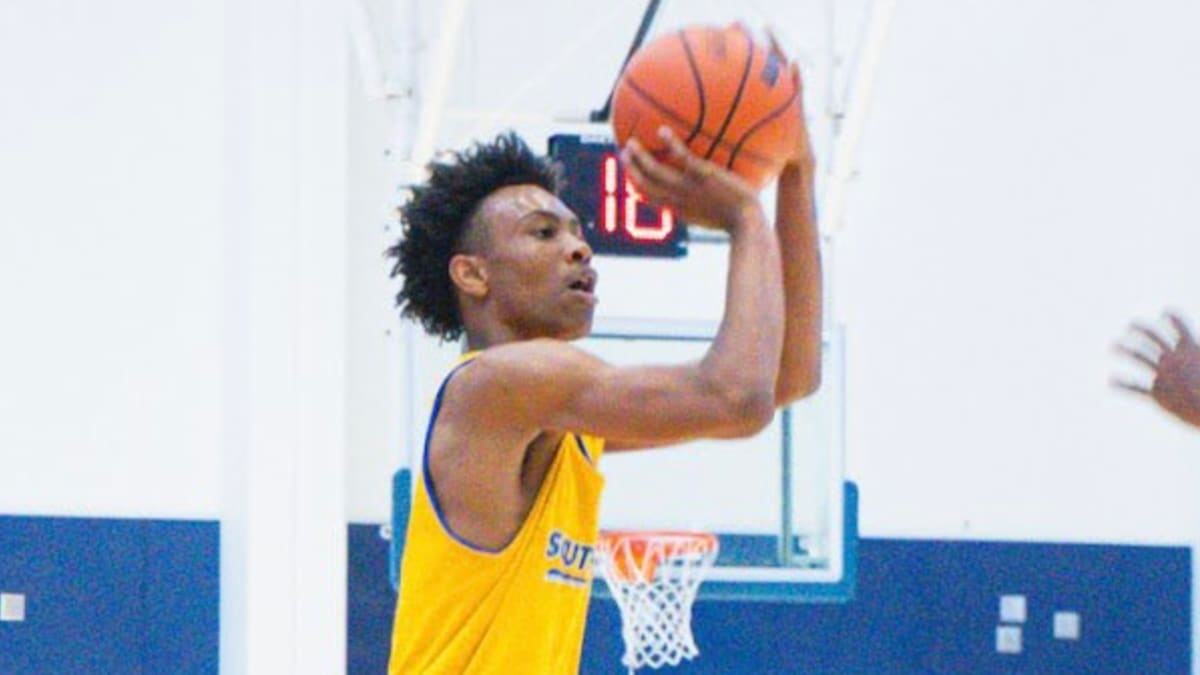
[1054,611,1081,640]
[996,625,1022,654]
[999,594,1027,623]
[0,593,26,622]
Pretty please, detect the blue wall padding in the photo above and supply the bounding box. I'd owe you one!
[348,523,394,675]
[0,516,218,674]
[350,524,1189,675]
[581,538,1189,674]
[3,518,1179,674]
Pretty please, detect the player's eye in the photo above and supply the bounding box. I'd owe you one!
[536,225,556,239]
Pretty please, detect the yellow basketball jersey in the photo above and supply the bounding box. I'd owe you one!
[388,353,606,674]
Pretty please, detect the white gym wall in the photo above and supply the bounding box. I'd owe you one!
[3,0,1198,671]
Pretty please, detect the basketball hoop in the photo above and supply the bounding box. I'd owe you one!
[595,531,719,671]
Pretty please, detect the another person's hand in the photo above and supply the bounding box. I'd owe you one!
[1113,310,1200,428]
[621,127,761,232]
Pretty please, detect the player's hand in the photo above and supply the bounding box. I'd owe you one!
[764,27,814,172]
[784,63,815,171]
[1113,310,1200,429]
[621,127,762,232]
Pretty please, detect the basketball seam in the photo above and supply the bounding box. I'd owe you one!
[726,87,799,171]
[621,77,774,166]
[703,26,755,160]
[678,30,707,145]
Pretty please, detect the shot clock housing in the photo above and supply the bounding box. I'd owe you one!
[547,134,688,258]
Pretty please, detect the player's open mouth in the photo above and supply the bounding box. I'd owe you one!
[567,271,597,298]
[567,271,596,293]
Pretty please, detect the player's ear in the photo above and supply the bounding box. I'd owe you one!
[449,253,489,299]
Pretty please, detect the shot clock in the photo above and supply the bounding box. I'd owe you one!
[547,134,687,258]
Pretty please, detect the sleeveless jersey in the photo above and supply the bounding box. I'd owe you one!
[388,352,607,674]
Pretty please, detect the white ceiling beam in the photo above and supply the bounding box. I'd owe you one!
[405,0,471,182]
[820,0,897,236]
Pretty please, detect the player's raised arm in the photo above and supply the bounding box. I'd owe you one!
[772,60,823,405]
[453,129,785,447]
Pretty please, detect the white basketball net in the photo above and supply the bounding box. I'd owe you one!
[596,532,719,671]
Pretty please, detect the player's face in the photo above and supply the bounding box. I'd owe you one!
[476,184,597,341]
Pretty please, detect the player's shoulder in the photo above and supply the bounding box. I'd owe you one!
[450,339,602,400]
[441,339,605,428]
[469,338,598,377]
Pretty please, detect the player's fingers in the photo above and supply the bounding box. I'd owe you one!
[765,25,787,59]
[619,145,652,187]
[1111,377,1153,395]
[1165,311,1197,346]
[621,144,682,207]
[789,63,807,122]
[620,152,663,201]
[657,127,714,182]
[1114,343,1159,370]
[1130,322,1172,352]
[621,161,673,209]
[656,126,693,161]
[623,138,683,191]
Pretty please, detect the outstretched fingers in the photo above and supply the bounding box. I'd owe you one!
[1114,343,1159,371]
[1130,322,1172,353]
[1111,376,1153,396]
[1166,311,1197,347]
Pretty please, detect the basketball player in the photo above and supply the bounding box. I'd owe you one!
[385,98,820,671]
[1114,310,1200,429]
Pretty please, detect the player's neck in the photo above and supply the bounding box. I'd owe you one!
[463,322,523,352]
[462,312,580,351]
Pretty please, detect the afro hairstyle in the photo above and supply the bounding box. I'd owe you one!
[387,132,563,342]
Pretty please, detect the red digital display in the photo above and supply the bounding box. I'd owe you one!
[548,135,687,258]
[599,154,676,243]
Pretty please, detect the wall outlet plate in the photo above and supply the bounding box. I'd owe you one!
[0,593,26,622]
[996,625,1022,654]
[1054,611,1081,640]
[999,594,1027,623]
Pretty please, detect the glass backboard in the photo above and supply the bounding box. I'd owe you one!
[581,317,853,602]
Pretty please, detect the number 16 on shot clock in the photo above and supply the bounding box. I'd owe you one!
[548,134,688,258]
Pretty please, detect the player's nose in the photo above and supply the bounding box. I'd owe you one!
[569,232,592,264]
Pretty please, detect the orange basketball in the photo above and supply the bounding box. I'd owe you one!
[611,23,802,189]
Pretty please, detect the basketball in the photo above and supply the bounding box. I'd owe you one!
[611,23,803,189]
